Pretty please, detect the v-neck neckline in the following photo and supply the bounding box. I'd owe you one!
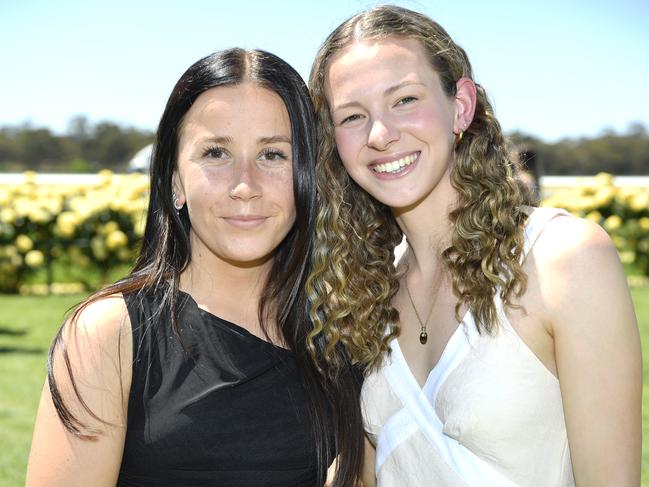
[389,206,545,396]
[381,314,521,487]
[391,307,475,398]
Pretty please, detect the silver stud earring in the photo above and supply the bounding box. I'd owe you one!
[172,192,184,212]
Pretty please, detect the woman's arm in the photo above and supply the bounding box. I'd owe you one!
[324,435,376,486]
[360,435,377,487]
[537,217,641,486]
[26,295,133,487]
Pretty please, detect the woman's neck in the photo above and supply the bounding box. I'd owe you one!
[179,245,273,330]
[393,171,456,278]
[181,260,269,302]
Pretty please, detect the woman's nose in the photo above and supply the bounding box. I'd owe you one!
[367,116,399,150]
[229,161,262,200]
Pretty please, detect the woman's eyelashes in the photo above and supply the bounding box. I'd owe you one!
[202,145,230,160]
[339,113,364,126]
[200,145,289,164]
[395,95,418,106]
[259,147,289,162]
[337,96,419,126]
[337,113,365,127]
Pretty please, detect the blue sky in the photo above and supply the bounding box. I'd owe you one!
[1,0,647,142]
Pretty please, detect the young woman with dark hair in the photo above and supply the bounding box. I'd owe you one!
[27,48,363,486]
[307,5,641,486]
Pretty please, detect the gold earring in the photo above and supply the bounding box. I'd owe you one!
[455,130,464,145]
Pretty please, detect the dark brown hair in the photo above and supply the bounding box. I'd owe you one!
[48,48,363,486]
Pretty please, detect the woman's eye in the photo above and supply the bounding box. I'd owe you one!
[340,113,362,125]
[202,146,228,159]
[260,149,288,162]
[396,96,417,106]
[340,114,362,125]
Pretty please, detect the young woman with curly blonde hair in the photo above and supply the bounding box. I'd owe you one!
[306,5,641,486]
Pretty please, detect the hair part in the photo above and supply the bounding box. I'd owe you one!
[306,5,533,374]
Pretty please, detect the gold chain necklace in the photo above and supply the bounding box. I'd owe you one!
[404,276,436,345]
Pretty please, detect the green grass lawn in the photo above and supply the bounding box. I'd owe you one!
[636,286,649,484]
[0,294,82,486]
[1,289,649,485]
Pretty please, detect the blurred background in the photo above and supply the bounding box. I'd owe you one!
[0,0,648,484]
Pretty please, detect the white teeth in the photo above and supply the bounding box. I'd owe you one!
[372,153,417,174]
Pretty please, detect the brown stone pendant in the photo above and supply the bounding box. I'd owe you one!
[419,330,428,345]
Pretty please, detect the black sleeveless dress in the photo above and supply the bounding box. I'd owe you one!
[117,290,326,486]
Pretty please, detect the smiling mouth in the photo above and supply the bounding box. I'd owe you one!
[370,152,419,174]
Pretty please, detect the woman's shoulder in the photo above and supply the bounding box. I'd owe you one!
[57,293,133,379]
[45,293,134,437]
[530,210,616,270]
[528,210,631,330]
[68,293,131,342]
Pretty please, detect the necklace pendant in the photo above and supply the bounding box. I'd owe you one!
[419,330,428,345]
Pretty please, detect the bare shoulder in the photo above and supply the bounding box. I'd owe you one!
[72,293,130,330]
[54,293,133,404]
[62,293,132,351]
[532,214,617,270]
[528,213,636,336]
[528,214,623,301]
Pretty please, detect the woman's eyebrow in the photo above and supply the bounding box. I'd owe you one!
[331,81,425,112]
[383,81,425,96]
[258,135,291,144]
[198,135,233,145]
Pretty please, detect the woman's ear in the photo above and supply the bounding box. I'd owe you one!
[453,77,477,133]
[171,172,185,206]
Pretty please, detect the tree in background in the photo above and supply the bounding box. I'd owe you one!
[0,119,646,175]
[509,122,649,176]
[0,116,154,172]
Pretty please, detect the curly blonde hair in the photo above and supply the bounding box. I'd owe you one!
[306,5,532,376]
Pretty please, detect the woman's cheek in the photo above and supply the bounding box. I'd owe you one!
[334,128,359,165]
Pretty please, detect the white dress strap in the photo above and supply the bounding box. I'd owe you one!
[492,207,571,315]
[522,207,571,260]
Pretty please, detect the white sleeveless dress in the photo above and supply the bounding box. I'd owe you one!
[361,207,575,486]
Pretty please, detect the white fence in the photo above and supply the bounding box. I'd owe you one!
[540,175,649,188]
[0,173,129,185]
[1,173,648,190]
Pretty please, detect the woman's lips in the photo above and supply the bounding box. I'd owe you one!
[222,215,269,228]
[368,151,420,179]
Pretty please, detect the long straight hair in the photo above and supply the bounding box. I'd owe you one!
[48,48,363,486]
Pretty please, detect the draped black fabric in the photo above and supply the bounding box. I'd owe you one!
[117,290,323,486]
